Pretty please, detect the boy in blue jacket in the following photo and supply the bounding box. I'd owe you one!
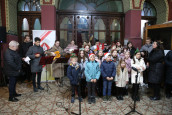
[101,53,116,101]
[67,53,81,103]
[85,53,100,104]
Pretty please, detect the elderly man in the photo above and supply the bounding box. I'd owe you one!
[4,40,22,102]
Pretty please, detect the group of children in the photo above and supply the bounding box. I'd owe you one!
[67,44,146,104]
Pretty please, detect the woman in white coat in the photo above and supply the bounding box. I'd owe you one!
[115,59,129,100]
[131,49,146,101]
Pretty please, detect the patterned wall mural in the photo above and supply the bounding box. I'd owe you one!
[5,0,18,34]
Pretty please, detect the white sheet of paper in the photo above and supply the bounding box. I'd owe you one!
[24,56,31,64]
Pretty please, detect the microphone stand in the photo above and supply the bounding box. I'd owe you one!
[126,68,142,115]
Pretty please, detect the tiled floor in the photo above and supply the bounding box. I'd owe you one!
[0,77,172,115]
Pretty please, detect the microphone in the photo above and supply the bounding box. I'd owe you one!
[132,67,138,72]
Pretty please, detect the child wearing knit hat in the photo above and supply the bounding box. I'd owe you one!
[67,53,82,103]
[85,53,100,104]
[101,53,116,101]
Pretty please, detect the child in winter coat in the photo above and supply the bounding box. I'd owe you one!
[67,53,81,103]
[78,48,88,98]
[85,53,100,104]
[115,59,129,100]
[101,53,116,101]
[131,49,146,101]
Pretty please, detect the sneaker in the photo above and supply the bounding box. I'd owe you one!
[78,97,83,102]
[9,97,19,102]
[71,97,75,103]
[107,96,112,101]
[37,86,44,90]
[103,96,107,101]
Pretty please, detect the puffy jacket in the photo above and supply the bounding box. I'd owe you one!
[3,48,22,77]
[67,65,81,85]
[164,50,172,84]
[101,61,116,81]
[148,49,164,84]
[84,60,100,82]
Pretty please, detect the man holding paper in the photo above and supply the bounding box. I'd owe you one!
[26,37,45,92]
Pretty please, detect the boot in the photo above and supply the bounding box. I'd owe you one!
[71,97,75,103]
[91,97,96,103]
[88,97,92,104]
[37,86,44,90]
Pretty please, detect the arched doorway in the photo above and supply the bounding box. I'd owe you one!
[57,0,124,48]
[17,0,41,43]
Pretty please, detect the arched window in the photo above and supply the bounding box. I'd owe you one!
[18,0,41,42]
[58,0,123,12]
[141,2,156,17]
[18,0,41,11]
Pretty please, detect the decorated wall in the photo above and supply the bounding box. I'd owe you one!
[5,0,18,34]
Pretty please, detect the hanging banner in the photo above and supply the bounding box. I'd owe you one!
[32,30,56,82]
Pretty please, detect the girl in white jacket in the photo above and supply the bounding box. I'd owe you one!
[131,49,146,101]
[115,59,129,100]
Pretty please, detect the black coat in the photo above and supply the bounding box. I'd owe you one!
[3,48,22,77]
[26,45,44,73]
[128,47,136,59]
[165,50,172,84]
[19,42,32,57]
[148,49,164,84]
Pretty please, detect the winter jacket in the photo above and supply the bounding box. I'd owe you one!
[131,57,146,84]
[100,61,116,81]
[164,50,172,84]
[67,64,81,85]
[147,49,164,84]
[115,68,129,87]
[3,48,22,77]
[19,41,33,57]
[128,47,136,59]
[84,60,100,82]
[140,44,153,54]
[26,45,45,73]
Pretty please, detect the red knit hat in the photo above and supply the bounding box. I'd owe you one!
[89,53,95,59]
[104,53,111,59]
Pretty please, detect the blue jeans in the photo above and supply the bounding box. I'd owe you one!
[103,80,113,96]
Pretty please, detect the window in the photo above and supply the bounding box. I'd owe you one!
[18,0,41,11]
[141,2,156,17]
